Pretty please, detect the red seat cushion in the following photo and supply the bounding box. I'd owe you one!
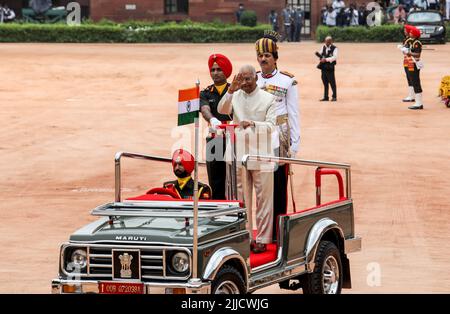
[249,230,278,268]
[126,194,176,201]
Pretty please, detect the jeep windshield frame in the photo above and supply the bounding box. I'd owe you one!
[91,201,246,218]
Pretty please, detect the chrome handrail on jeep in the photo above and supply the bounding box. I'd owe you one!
[114,151,206,203]
[91,201,246,218]
[241,155,352,200]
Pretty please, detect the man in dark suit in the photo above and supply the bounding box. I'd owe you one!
[317,36,338,101]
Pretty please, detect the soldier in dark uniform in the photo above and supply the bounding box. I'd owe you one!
[401,25,416,103]
[163,149,212,200]
[200,54,233,200]
[404,26,424,110]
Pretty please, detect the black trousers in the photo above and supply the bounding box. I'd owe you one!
[321,68,337,99]
[273,164,289,241]
[404,67,413,87]
[206,136,226,200]
[406,65,422,94]
[284,24,292,42]
[294,24,302,42]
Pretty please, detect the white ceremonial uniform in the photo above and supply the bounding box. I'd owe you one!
[218,87,277,244]
[257,69,300,157]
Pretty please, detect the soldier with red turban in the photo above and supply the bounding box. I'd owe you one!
[200,54,234,200]
[403,25,424,110]
[163,149,212,200]
[400,24,416,103]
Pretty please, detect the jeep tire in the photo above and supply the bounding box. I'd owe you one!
[211,265,246,294]
[302,241,343,294]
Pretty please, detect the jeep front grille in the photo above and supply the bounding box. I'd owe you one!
[70,245,190,281]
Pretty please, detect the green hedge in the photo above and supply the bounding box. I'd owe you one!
[0,24,124,43]
[2,22,447,43]
[317,24,449,43]
[0,22,271,43]
[240,10,257,27]
[447,22,450,42]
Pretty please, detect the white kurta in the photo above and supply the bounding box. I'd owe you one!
[218,87,277,243]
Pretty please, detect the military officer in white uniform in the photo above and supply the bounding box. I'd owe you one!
[255,31,300,242]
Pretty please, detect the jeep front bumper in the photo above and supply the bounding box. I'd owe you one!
[51,278,211,294]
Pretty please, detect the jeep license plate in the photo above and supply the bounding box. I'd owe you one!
[99,282,144,294]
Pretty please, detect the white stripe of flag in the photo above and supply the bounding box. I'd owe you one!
[178,98,200,115]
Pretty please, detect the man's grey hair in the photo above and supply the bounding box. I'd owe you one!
[325,35,333,41]
[239,64,257,77]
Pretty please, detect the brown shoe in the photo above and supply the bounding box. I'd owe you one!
[251,243,267,254]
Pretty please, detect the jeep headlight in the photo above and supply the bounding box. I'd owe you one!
[171,252,189,273]
[436,26,444,33]
[70,249,87,270]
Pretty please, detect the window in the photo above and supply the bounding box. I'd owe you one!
[164,0,189,14]
[287,0,311,35]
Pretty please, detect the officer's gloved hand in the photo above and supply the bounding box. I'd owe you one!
[210,117,221,129]
[401,47,410,54]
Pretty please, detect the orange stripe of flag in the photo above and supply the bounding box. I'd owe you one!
[178,86,199,102]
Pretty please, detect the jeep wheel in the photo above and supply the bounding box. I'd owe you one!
[211,265,245,294]
[302,241,343,294]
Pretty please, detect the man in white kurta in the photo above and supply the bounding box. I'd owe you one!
[218,65,277,253]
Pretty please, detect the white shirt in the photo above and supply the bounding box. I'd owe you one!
[332,1,346,11]
[323,44,339,63]
[6,9,15,20]
[350,9,359,26]
[256,69,300,155]
[325,11,337,26]
[414,0,428,9]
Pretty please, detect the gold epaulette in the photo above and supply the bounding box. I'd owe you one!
[280,70,295,78]
[202,84,214,93]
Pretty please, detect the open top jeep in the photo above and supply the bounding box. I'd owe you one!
[51,152,361,294]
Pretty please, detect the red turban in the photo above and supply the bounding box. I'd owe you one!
[172,149,195,175]
[404,24,413,33]
[405,25,421,38]
[208,54,233,78]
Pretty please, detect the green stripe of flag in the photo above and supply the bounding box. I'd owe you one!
[178,111,199,126]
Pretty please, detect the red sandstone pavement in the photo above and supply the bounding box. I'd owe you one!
[0,42,449,293]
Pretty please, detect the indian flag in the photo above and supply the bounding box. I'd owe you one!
[178,86,200,126]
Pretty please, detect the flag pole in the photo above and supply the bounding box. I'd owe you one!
[192,79,200,280]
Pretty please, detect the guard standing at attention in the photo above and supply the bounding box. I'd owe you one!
[254,31,301,242]
[200,54,233,199]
